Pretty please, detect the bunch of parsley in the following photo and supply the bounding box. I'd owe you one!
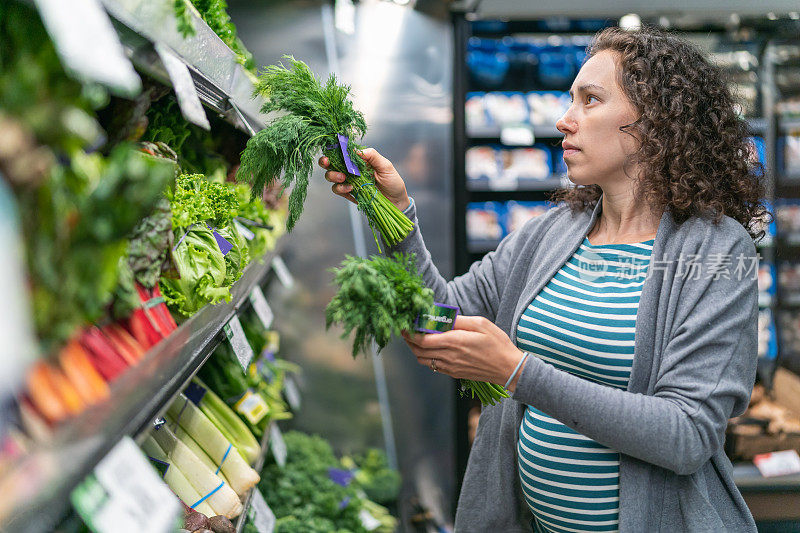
[237,57,414,251]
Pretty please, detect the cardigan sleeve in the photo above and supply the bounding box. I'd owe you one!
[511,227,758,476]
[387,198,556,320]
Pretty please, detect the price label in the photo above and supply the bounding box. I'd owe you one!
[358,508,382,531]
[224,315,254,370]
[754,450,800,478]
[271,256,295,289]
[235,219,256,241]
[154,43,210,130]
[248,489,276,533]
[71,437,179,533]
[269,424,287,467]
[283,376,301,411]
[249,286,274,329]
[33,0,141,96]
[234,389,269,425]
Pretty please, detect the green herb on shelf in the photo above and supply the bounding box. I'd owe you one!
[237,57,414,251]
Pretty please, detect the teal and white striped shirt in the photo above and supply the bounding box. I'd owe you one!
[516,236,654,533]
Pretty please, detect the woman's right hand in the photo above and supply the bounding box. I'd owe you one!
[318,148,411,211]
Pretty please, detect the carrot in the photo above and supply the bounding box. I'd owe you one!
[47,364,85,415]
[59,340,109,405]
[102,324,143,365]
[26,361,68,424]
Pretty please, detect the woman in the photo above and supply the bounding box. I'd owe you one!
[321,27,767,532]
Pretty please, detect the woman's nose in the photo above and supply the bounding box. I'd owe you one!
[556,111,577,135]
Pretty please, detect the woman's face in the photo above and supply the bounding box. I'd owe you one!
[556,50,641,188]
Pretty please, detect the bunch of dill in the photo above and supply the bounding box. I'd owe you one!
[325,253,510,406]
[237,57,414,251]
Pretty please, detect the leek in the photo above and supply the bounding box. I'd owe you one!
[192,378,260,464]
[167,394,260,497]
[151,424,243,519]
[166,413,232,487]
[141,436,216,517]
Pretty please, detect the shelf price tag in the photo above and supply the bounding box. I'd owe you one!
[283,376,301,411]
[358,508,382,531]
[71,437,180,533]
[249,286,274,329]
[269,424,287,467]
[224,315,254,371]
[33,0,141,96]
[754,450,800,478]
[154,43,210,131]
[248,489,277,533]
[271,256,295,289]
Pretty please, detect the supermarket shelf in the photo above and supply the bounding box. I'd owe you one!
[734,463,800,492]
[467,176,565,192]
[234,422,275,533]
[1,242,285,533]
[466,124,562,140]
[99,0,268,134]
[780,117,800,133]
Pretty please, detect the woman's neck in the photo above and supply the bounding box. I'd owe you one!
[587,190,662,245]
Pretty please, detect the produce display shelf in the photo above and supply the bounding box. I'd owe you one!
[1,242,285,533]
[233,422,275,533]
[99,0,269,135]
[466,124,563,140]
[467,176,565,192]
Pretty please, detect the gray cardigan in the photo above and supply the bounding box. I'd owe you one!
[390,198,758,532]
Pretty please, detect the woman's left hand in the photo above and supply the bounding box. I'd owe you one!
[402,316,527,391]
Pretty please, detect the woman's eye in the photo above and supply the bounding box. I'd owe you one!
[586,95,599,104]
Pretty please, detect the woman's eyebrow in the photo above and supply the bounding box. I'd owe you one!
[569,83,607,97]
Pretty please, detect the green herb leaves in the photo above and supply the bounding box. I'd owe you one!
[325,253,434,358]
[237,57,413,250]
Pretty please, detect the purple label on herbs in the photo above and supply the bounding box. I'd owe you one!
[328,467,355,487]
[337,134,361,176]
[338,496,351,510]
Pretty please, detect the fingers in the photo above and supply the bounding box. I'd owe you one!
[358,148,395,173]
[331,183,357,204]
[324,169,346,183]
[453,315,489,332]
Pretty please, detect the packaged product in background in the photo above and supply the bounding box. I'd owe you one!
[552,146,568,175]
[527,91,570,126]
[777,200,800,242]
[782,131,800,176]
[465,92,489,132]
[759,263,776,307]
[466,38,510,89]
[758,309,778,360]
[466,202,505,242]
[748,136,767,167]
[537,39,577,88]
[779,262,800,306]
[505,201,551,234]
[466,146,500,181]
[500,146,552,180]
[483,92,528,127]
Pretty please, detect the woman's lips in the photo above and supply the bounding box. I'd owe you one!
[563,148,581,158]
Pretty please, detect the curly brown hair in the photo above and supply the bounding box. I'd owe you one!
[550,26,771,241]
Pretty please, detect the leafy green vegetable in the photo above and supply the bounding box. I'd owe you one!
[160,225,229,316]
[342,449,401,505]
[230,183,284,259]
[19,145,176,352]
[169,173,237,230]
[126,198,173,289]
[257,431,396,533]
[237,57,413,250]
[326,253,434,357]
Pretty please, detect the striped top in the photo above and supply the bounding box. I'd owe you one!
[516,236,654,533]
